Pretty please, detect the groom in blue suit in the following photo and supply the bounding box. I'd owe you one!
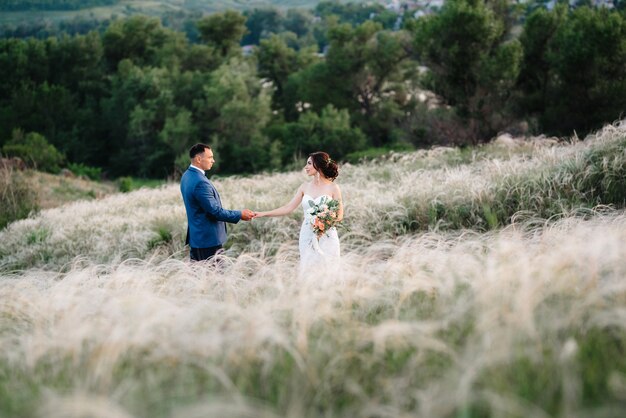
[181,143,255,261]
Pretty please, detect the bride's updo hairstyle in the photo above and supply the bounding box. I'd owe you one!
[309,151,339,181]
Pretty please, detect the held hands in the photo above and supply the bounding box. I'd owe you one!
[240,209,271,221]
[241,209,256,221]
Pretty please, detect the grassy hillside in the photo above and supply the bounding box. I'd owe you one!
[0,167,118,229]
[26,170,117,209]
[0,121,625,417]
[0,0,326,24]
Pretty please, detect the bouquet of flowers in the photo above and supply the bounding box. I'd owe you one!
[307,196,341,238]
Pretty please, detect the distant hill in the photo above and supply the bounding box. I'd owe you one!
[0,0,119,12]
[0,0,330,17]
[0,0,335,27]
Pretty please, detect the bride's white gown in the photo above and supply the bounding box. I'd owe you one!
[299,194,340,270]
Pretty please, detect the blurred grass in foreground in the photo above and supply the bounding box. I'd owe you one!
[0,120,625,417]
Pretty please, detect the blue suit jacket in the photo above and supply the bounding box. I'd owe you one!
[180,167,241,248]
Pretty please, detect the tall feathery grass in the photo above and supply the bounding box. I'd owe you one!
[0,164,38,230]
[1,213,625,417]
[0,121,625,417]
[1,120,624,271]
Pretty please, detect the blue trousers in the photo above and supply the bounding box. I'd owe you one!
[190,245,223,262]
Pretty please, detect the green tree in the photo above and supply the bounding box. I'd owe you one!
[271,105,366,162]
[373,9,401,30]
[292,21,412,145]
[413,0,523,141]
[0,36,105,166]
[0,38,49,104]
[103,16,183,69]
[198,58,273,173]
[516,5,626,136]
[44,32,108,165]
[284,9,314,38]
[159,109,197,162]
[181,44,221,72]
[101,54,212,177]
[242,8,284,45]
[197,11,247,58]
[257,34,318,116]
[102,62,172,177]
[516,5,565,117]
[47,32,105,95]
[529,6,626,135]
[2,82,78,153]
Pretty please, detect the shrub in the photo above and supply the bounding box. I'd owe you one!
[345,143,414,164]
[67,163,102,181]
[118,176,133,193]
[2,130,64,173]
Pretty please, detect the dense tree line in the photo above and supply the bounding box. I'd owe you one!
[0,16,107,39]
[1,0,625,178]
[0,0,118,11]
[0,10,206,40]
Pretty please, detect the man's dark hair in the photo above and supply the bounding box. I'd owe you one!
[189,143,211,159]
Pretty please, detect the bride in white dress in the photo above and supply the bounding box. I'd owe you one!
[256,152,343,270]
